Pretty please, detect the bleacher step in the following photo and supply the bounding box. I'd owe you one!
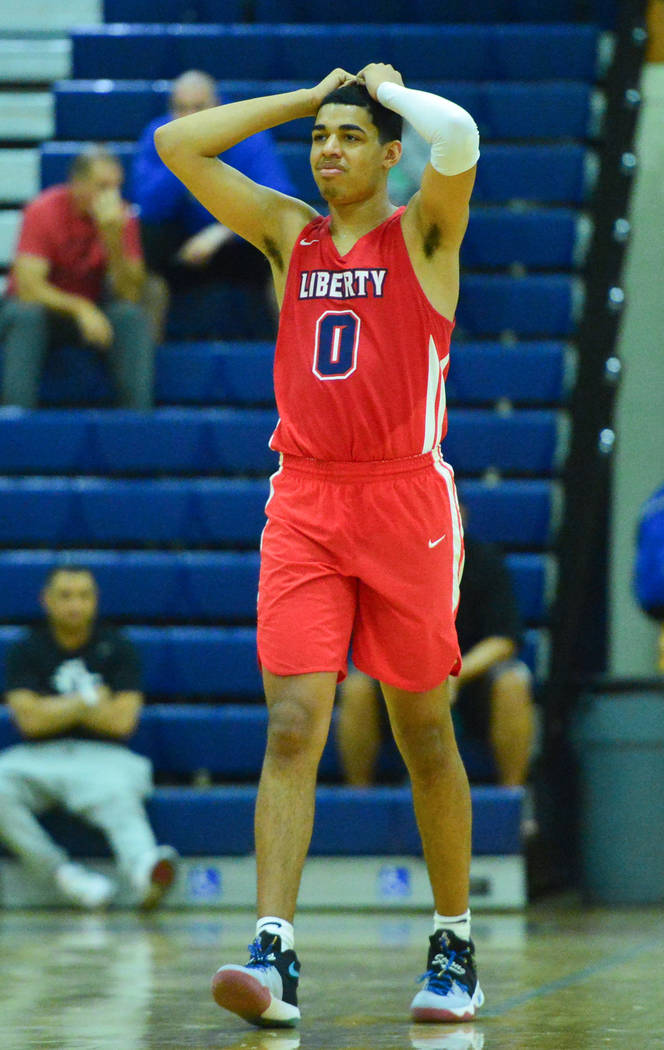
[0,854,526,910]
[0,92,53,141]
[0,38,70,83]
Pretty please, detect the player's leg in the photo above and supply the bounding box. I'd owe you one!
[212,670,336,1028]
[488,661,535,787]
[212,467,355,1028]
[256,670,338,920]
[382,680,483,1021]
[336,668,382,786]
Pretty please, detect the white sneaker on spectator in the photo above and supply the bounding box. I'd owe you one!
[132,845,179,909]
[55,862,115,909]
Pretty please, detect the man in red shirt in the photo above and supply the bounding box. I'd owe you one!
[1,147,154,409]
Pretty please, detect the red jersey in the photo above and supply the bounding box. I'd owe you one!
[7,184,142,304]
[270,207,454,462]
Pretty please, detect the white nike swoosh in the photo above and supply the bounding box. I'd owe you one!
[299,238,319,246]
[428,533,446,548]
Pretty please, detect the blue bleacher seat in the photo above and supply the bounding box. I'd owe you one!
[0,477,557,548]
[104,0,250,22]
[29,785,522,857]
[0,407,561,477]
[104,0,618,27]
[253,0,617,26]
[457,275,580,336]
[0,549,549,625]
[457,479,560,547]
[52,79,596,144]
[444,342,575,406]
[442,409,566,476]
[462,209,583,270]
[0,622,548,698]
[71,25,601,83]
[156,342,275,406]
[157,341,573,408]
[472,145,592,204]
[41,139,593,207]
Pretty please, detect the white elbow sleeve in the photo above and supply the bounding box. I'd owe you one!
[376,81,479,177]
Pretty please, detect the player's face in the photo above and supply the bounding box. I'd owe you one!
[43,571,98,634]
[311,103,390,203]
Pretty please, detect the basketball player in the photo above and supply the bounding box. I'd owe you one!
[155,63,482,1028]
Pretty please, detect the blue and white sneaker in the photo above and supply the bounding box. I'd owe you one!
[211,932,301,1028]
[410,930,484,1022]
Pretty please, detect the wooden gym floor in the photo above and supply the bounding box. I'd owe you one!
[0,897,662,1049]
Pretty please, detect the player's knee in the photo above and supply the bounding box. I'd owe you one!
[395,715,453,777]
[265,698,323,762]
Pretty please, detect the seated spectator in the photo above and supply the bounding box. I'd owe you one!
[337,525,536,791]
[0,565,178,909]
[130,70,296,340]
[0,147,154,410]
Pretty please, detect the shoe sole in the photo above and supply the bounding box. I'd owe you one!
[411,987,484,1024]
[139,858,176,910]
[211,970,299,1028]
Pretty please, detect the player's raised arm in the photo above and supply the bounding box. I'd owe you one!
[359,63,479,249]
[154,69,357,263]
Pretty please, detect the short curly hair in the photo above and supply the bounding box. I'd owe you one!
[317,82,402,144]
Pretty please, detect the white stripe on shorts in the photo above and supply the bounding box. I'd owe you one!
[432,452,464,612]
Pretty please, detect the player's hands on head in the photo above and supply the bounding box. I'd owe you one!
[310,68,357,113]
[357,63,404,100]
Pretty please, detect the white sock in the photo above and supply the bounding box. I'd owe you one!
[256,916,294,951]
[433,909,471,942]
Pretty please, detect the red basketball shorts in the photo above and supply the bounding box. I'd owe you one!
[257,450,464,693]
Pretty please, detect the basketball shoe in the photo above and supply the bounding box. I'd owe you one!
[410,930,484,1022]
[55,862,115,910]
[132,845,179,909]
[211,931,301,1028]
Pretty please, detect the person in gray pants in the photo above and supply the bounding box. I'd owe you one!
[0,564,178,908]
[1,146,154,409]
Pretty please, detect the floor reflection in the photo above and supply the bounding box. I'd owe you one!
[0,904,662,1049]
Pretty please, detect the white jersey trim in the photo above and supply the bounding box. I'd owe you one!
[422,335,441,453]
[432,452,465,612]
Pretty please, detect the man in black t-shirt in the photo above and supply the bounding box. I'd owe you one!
[337,534,536,788]
[0,565,178,909]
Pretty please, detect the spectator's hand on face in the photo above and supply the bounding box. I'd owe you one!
[91,187,125,237]
[447,676,459,706]
[74,299,114,350]
[176,223,234,266]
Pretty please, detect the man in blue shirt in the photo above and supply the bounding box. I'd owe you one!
[131,70,295,339]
